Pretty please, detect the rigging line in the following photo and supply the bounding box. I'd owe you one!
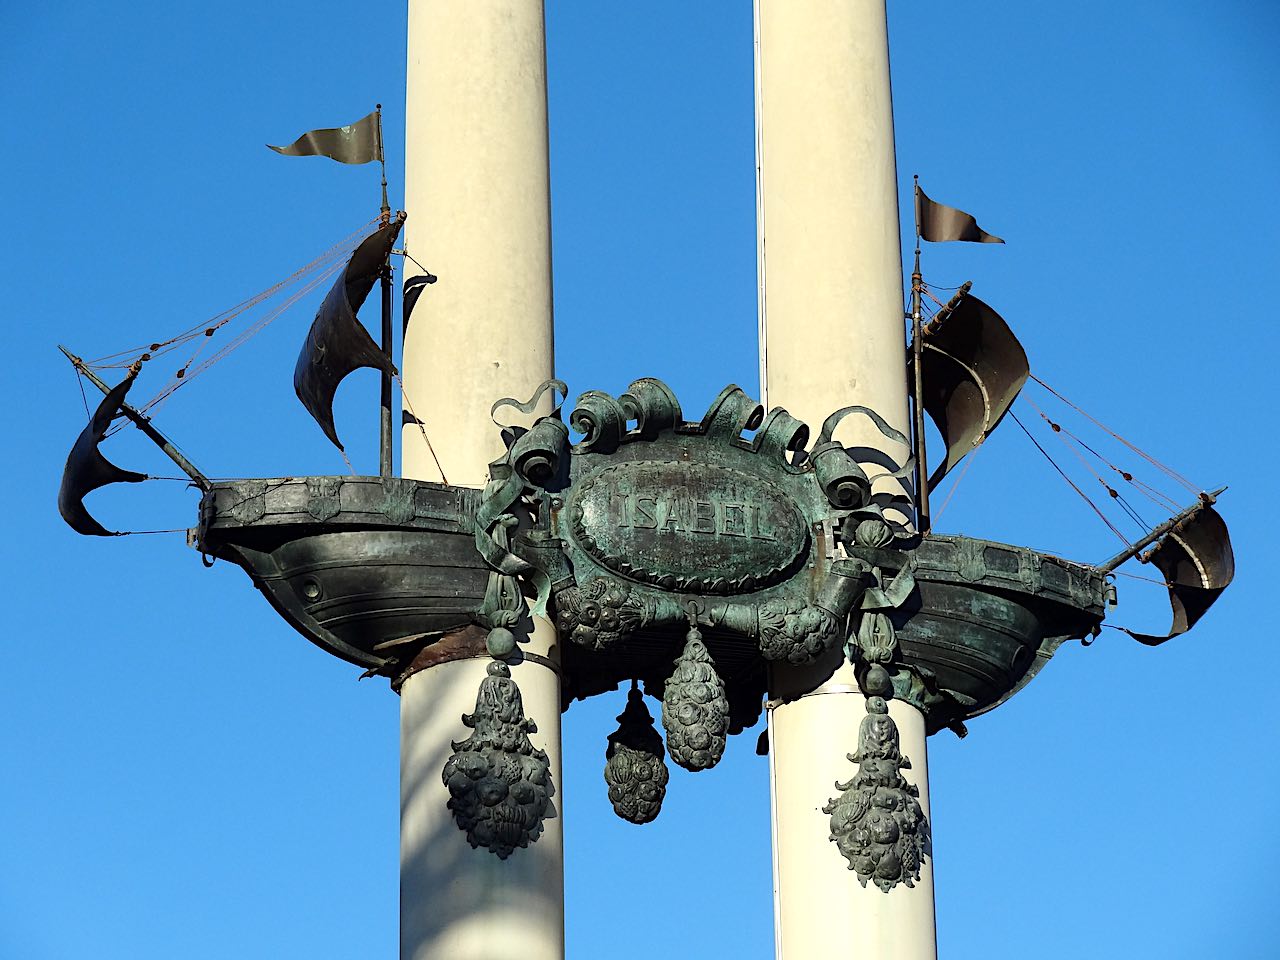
[1131,476,1182,512]
[180,257,347,378]
[104,216,378,357]
[1113,491,1150,534]
[1112,569,1173,588]
[85,218,378,366]
[399,249,435,278]
[1028,374,1200,494]
[919,285,950,310]
[1023,396,1152,532]
[119,528,189,536]
[73,368,90,417]
[1009,409,1132,547]
[932,440,980,525]
[339,447,357,476]
[130,257,349,420]
[396,375,449,484]
[1039,407,1179,513]
[1057,428,1180,518]
[1026,398,1150,534]
[161,235,360,356]
[87,242,354,375]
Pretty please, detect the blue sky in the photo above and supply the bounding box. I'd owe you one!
[3,2,1278,958]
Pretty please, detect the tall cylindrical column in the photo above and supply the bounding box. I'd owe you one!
[400,4,562,960]
[401,0,555,489]
[755,1,937,957]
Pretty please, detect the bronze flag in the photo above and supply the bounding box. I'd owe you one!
[268,111,381,165]
[915,185,1004,243]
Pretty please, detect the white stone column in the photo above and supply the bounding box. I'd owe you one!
[755,1,938,957]
[399,3,563,960]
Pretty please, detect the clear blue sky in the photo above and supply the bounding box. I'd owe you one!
[3,2,1277,958]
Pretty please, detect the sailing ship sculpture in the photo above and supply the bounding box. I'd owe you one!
[58,165,1233,889]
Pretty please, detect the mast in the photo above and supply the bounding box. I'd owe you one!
[910,181,929,533]
[377,104,394,478]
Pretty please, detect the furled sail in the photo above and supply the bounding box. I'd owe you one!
[294,218,403,451]
[911,285,1028,490]
[1121,504,1234,646]
[58,367,147,536]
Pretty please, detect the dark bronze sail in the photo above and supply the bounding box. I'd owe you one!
[912,289,1028,490]
[295,219,403,451]
[58,367,147,536]
[402,272,436,336]
[1121,504,1234,646]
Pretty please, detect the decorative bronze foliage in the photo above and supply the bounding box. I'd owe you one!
[824,696,930,892]
[555,578,652,651]
[603,685,669,824]
[756,598,843,663]
[441,662,556,859]
[661,625,730,772]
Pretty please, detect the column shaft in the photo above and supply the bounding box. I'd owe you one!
[755,2,938,957]
[400,3,562,960]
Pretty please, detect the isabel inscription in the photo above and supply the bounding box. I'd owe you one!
[568,461,808,594]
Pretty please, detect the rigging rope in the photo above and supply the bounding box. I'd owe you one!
[932,440,980,525]
[919,284,950,312]
[1028,374,1200,495]
[1112,568,1172,588]
[1023,396,1151,535]
[132,255,349,422]
[1009,409,1132,547]
[397,375,449,485]
[399,249,434,278]
[1034,402,1178,513]
[97,218,375,436]
[73,368,90,417]
[86,217,379,370]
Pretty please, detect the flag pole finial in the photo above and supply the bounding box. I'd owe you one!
[376,104,390,223]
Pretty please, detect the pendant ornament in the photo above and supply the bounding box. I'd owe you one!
[824,695,930,892]
[661,617,730,772]
[603,684,669,824]
[441,661,556,859]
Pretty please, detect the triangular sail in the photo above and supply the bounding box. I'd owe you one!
[911,290,1028,490]
[294,219,403,451]
[58,368,147,536]
[1121,505,1234,646]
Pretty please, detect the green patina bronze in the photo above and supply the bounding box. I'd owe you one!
[195,377,1108,874]
[603,685,669,825]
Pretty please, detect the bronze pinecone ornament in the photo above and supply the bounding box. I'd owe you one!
[603,684,670,824]
[661,624,730,771]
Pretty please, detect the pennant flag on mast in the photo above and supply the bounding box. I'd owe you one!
[915,184,1004,244]
[268,110,382,165]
